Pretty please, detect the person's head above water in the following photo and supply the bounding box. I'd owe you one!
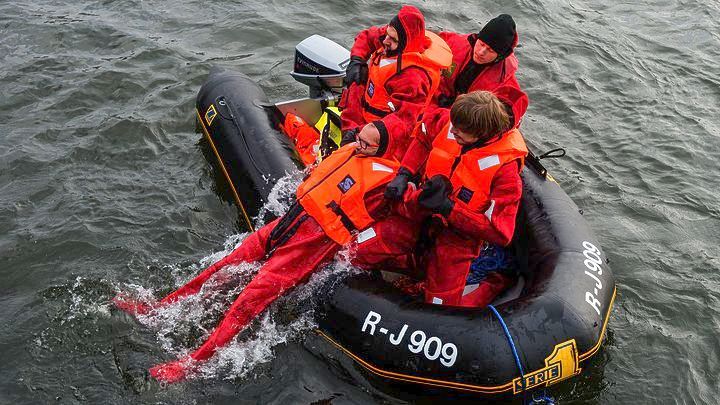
[383,5,427,55]
[473,14,517,64]
[450,91,510,146]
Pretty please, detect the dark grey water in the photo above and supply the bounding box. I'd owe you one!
[2,0,719,403]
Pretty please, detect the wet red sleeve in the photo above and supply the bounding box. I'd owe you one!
[399,108,450,174]
[365,184,393,219]
[350,26,387,59]
[392,185,429,220]
[339,83,367,131]
[374,67,432,160]
[446,161,523,246]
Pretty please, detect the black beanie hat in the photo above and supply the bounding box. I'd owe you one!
[476,14,516,59]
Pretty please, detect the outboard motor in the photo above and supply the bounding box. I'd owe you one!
[291,35,350,98]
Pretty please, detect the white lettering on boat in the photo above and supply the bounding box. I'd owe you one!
[360,310,458,367]
[581,241,604,316]
[361,311,381,335]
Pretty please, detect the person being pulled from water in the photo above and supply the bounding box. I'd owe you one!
[352,91,528,307]
[340,5,451,161]
[113,128,403,383]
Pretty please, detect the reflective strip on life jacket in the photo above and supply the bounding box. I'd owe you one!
[296,145,400,244]
[424,123,528,212]
[362,31,452,123]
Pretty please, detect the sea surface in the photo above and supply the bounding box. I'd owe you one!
[1,0,719,403]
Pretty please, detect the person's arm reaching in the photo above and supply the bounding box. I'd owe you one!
[350,26,387,59]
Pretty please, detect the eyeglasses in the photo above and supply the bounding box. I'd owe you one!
[356,133,379,149]
[384,25,400,44]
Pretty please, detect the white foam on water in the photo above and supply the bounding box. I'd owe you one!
[196,256,359,381]
[198,312,313,381]
[63,276,112,324]
[254,170,304,227]
[116,174,363,381]
[137,260,262,356]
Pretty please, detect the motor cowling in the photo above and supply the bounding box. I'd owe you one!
[291,35,350,97]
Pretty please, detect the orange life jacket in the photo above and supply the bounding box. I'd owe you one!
[296,145,400,244]
[281,112,320,166]
[362,31,453,123]
[424,123,528,212]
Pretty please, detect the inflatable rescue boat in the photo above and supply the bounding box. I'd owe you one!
[194,35,616,399]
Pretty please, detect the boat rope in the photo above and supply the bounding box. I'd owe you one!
[487,305,525,384]
[487,304,558,405]
[488,305,555,405]
[526,147,567,179]
[538,148,566,160]
[531,390,557,404]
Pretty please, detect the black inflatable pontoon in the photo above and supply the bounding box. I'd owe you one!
[194,39,615,398]
[315,168,616,396]
[195,67,300,229]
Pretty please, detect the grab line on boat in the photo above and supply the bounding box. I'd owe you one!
[196,108,255,231]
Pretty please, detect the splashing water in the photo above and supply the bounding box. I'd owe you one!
[65,276,113,323]
[114,170,360,381]
[254,170,304,228]
[137,260,261,356]
[202,258,360,381]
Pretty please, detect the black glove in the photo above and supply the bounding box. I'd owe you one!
[437,95,456,108]
[344,56,368,86]
[340,128,358,147]
[384,167,413,200]
[418,175,454,216]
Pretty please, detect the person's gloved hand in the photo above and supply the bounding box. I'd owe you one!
[384,167,413,200]
[418,175,454,216]
[344,56,368,86]
[340,128,359,146]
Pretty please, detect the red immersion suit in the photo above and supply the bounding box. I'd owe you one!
[340,5,452,161]
[433,31,521,107]
[114,145,399,383]
[349,23,528,132]
[353,108,527,307]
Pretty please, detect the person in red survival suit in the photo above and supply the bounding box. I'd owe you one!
[352,90,527,307]
[340,5,452,161]
[348,13,527,127]
[433,14,523,110]
[113,129,401,383]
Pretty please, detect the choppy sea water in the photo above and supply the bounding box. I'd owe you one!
[1,0,719,403]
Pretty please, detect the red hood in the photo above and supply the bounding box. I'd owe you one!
[389,5,427,54]
[493,84,528,128]
[510,31,519,55]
